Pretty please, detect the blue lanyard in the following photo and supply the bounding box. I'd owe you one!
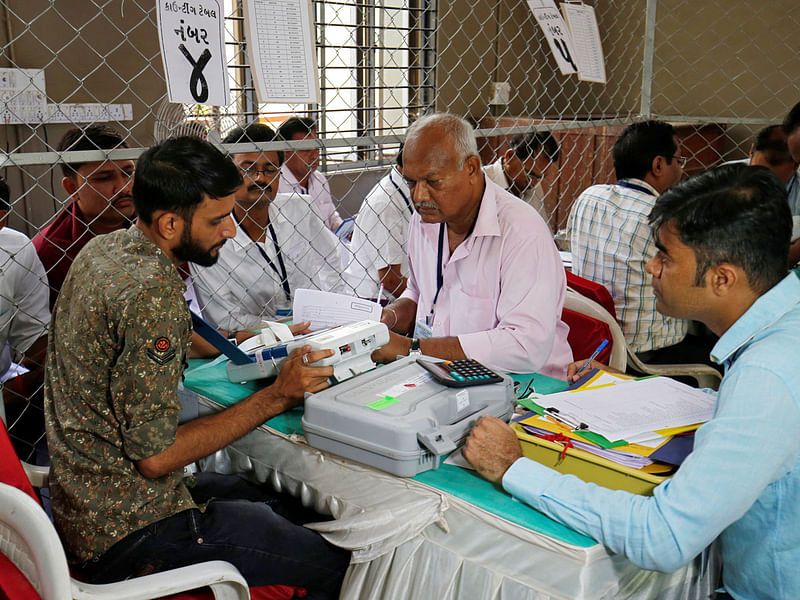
[616,180,656,196]
[617,179,657,196]
[234,213,291,303]
[427,224,445,325]
[388,169,414,216]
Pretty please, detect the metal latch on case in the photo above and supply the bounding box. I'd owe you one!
[417,429,457,457]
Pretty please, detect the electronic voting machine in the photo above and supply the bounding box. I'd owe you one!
[226,320,390,383]
[302,355,516,477]
[189,311,390,384]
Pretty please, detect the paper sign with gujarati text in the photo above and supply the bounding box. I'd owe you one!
[157,1,229,106]
[527,0,578,75]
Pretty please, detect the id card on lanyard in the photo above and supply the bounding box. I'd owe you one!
[236,214,292,315]
[414,223,445,339]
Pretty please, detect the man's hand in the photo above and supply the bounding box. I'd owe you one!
[463,416,522,483]
[371,331,411,364]
[288,321,312,336]
[271,345,335,406]
[566,359,622,383]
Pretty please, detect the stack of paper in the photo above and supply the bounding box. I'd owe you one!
[518,421,653,469]
[540,377,715,442]
[515,373,714,471]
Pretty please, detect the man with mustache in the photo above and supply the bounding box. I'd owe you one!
[34,125,135,309]
[44,136,350,594]
[191,122,343,331]
[372,113,572,377]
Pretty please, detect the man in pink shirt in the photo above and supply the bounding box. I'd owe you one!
[372,113,572,377]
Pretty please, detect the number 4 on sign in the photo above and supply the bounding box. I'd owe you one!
[179,44,212,103]
[553,38,577,72]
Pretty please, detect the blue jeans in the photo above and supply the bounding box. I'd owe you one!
[78,473,350,599]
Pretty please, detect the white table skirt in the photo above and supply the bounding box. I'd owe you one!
[190,394,719,600]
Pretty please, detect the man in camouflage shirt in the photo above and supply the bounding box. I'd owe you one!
[44,136,350,596]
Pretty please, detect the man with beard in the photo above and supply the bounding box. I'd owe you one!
[191,122,343,331]
[43,136,351,595]
[34,125,135,309]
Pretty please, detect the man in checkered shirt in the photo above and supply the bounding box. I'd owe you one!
[567,120,704,364]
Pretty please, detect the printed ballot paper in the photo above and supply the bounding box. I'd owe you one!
[293,289,382,330]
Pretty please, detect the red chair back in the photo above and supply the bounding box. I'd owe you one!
[565,271,617,319]
[0,419,39,505]
[561,308,613,366]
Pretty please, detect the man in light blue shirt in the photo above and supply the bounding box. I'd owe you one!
[464,164,799,600]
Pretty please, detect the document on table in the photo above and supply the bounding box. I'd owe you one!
[541,377,717,442]
[293,289,382,331]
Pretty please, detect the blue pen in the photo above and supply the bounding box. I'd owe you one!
[575,339,609,376]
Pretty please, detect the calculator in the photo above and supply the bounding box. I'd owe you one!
[416,358,504,387]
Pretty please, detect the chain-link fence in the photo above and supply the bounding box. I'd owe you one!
[1,0,798,459]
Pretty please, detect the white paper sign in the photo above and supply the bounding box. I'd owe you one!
[0,68,47,124]
[527,0,578,76]
[561,3,607,84]
[157,1,229,107]
[243,0,320,103]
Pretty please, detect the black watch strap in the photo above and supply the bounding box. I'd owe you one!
[410,338,421,353]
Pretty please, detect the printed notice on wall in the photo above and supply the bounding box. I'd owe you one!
[157,1,229,106]
[0,68,47,124]
[527,0,578,76]
[561,3,607,84]
[243,0,320,104]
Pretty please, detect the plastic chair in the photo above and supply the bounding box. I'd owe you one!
[563,291,626,372]
[0,418,251,600]
[565,270,617,319]
[0,483,252,600]
[563,288,722,390]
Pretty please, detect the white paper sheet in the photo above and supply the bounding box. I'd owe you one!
[541,377,716,441]
[561,2,607,83]
[293,288,381,331]
[243,0,320,103]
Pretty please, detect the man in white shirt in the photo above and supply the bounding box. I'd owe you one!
[567,120,696,364]
[277,117,344,234]
[0,176,49,458]
[345,149,413,301]
[191,123,343,331]
[482,132,559,225]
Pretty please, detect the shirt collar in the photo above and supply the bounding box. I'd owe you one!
[617,178,659,196]
[68,201,91,239]
[469,177,502,239]
[711,272,800,364]
[126,225,179,274]
[490,159,511,189]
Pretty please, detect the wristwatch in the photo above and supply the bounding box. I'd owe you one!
[409,338,422,355]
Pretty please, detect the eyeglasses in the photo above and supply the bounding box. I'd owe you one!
[242,164,280,177]
[673,155,689,168]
